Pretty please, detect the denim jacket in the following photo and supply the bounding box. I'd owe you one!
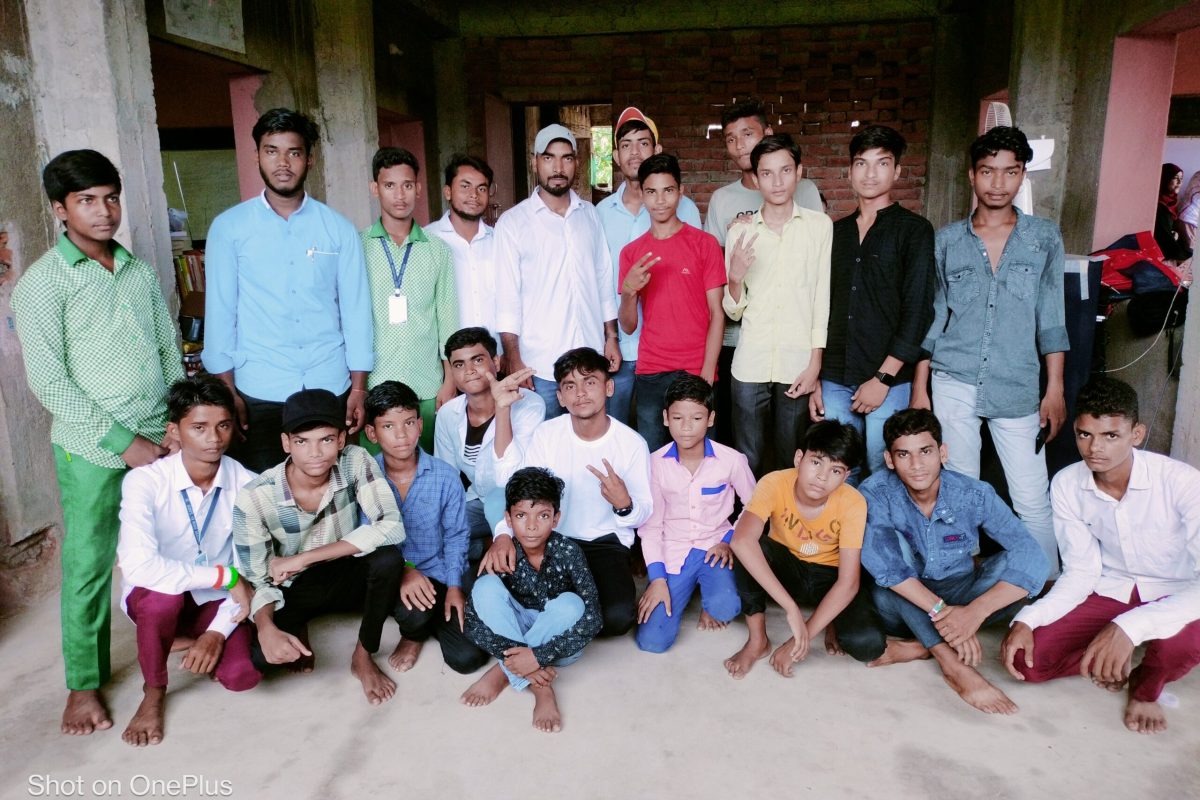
[922,209,1070,419]
[860,468,1048,595]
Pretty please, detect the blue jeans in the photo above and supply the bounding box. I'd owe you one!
[471,574,585,690]
[871,552,1027,650]
[607,360,636,426]
[635,547,741,654]
[531,375,564,419]
[819,379,912,483]
[634,370,688,453]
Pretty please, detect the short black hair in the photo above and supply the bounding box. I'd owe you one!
[970,125,1034,168]
[616,119,655,147]
[42,150,121,205]
[167,375,236,424]
[444,154,494,187]
[505,466,565,513]
[637,153,681,186]
[365,380,421,425]
[800,420,864,470]
[372,147,420,181]
[751,133,802,173]
[883,408,943,450]
[444,326,498,359]
[849,124,907,162]
[252,108,319,151]
[1075,378,1139,424]
[721,98,769,130]
[664,373,714,412]
[553,347,610,384]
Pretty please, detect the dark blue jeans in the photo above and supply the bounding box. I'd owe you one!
[635,369,688,452]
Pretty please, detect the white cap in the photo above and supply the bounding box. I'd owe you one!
[533,124,576,155]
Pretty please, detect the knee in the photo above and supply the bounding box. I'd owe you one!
[471,574,507,606]
[218,657,262,692]
[443,644,490,675]
[546,591,585,625]
[599,598,636,638]
[702,586,742,623]
[836,626,887,663]
[367,546,405,577]
[635,625,675,654]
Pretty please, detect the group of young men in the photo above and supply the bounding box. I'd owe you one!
[11,100,1199,740]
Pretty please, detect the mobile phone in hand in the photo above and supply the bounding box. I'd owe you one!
[1035,424,1050,454]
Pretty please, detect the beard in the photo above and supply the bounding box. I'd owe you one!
[451,201,484,223]
[538,175,572,197]
[259,165,307,197]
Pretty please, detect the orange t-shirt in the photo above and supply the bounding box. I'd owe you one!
[746,469,866,567]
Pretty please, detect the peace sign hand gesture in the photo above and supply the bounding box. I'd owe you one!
[585,458,632,510]
[621,252,662,297]
[487,368,535,410]
[728,232,759,284]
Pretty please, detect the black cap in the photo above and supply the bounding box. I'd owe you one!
[281,389,344,433]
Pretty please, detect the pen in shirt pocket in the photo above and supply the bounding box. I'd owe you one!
[306,246,339,258]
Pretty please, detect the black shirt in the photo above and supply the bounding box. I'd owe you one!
[822,203,936,387]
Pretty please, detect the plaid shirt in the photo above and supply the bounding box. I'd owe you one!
[12,234,184,468]
[233,444,405,617]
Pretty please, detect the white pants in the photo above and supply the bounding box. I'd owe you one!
[931,372,1060,577]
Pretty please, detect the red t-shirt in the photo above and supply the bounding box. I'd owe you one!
[618,223,726,375]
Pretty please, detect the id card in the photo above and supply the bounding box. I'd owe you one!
[388,293,408,324]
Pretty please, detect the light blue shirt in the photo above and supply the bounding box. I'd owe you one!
[203,192,375,402]
[596,183,702,362]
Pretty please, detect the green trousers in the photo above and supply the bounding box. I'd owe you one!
[53,445,125,691]
[358,397,437,456]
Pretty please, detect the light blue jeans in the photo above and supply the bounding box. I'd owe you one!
[531,376,564,420]
[606,360,636,427]
[471,575,584,690]
[819,379,912,483]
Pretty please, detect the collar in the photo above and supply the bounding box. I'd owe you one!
[751,202,805,227]
[662,438,716,461]
[851,202,900,220]
[56,232,131,268]
[531,187,582,215]
[1083,450,1151,499]
[432,212,492,241]
[276,454,342,509]
[168,451,236,495]
[368,218,429,244]
[374,448,433,481]
[259,190,309,214]
[896,468,956,523]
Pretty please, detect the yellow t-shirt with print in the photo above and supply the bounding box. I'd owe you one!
[745,469,866,567]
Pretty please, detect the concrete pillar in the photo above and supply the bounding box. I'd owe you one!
[311,0,378,229]
[925,12,975,229]
[24,0,173,292]
[231,74,267,201]
[433,38,470,219]
[1171,279,1200,468]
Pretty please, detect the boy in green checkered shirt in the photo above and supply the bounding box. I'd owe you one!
[12,150,184,736]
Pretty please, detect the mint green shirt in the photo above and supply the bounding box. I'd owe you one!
[361,219,459,398]
[12,234,184,469]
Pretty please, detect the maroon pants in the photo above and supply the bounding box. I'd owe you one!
[125,588,260,691]
[1015,590,1200,702]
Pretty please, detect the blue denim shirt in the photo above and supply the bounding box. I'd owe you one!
[922,208,1070,419]
[859,468,1048,595]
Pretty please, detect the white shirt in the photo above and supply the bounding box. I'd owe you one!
[494,188,618,376]
[117,453,258,638]
[425,212,501,352]
[435,388,546,503]
[491,414,652,547]
[1014,451,1200,645]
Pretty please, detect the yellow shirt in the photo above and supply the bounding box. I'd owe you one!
[746,469,865,567]
[722,204,832,384]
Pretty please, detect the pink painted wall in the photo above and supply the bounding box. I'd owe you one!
[378,115,431,225]
[1092,36,1176,250]
[1174,28,1200,94]
[485,94,515,222]
[230,74,266,201]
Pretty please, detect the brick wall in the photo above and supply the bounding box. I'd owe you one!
[464,20,934,219]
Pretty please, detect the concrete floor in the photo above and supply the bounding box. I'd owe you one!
[1,581,1197,800]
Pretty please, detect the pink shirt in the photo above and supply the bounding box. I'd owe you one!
[642,438,757,578]
[619,223,726,375]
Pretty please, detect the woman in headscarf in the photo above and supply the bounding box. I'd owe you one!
[1154,163,1192,261]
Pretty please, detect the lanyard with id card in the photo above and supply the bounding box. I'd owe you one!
[181,486,222,566]
[381,239,414,325]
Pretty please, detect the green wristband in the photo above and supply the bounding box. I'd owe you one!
[225,565,239,590]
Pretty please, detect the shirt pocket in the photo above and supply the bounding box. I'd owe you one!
[1003,262,1038,300]
[945,267,980,305]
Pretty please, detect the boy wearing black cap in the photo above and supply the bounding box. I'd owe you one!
[233,388,406,705]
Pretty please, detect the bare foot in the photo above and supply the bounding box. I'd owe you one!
[121,686,165,747]
[697,610,727,631]
[769,639,801,677]
[61,690,112,736]
[530,683,562,733]
[1125,696,1168,734]
[724,636,770,679]
[825,625,843,656]
[387,638,423,672]
[461,663,509,707]
[170,636,196,653]
[868,638,930,668]
[939,656,1018,715]
[350,642,396,706]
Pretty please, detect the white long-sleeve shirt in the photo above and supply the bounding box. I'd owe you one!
[118,453,257,638]
[425,212,501,352]
[1014,451,1200,645]
[434,388,546,503]
[491,414,652,547]
[493,188,617,376]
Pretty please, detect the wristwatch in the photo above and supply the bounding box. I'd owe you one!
[875,370,897,387]
[613,504,634,517]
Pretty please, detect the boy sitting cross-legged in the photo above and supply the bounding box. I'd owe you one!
[635,374,755,653]
[725,421,886,678]
[461,467,602,733]
[363,380,488,675]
